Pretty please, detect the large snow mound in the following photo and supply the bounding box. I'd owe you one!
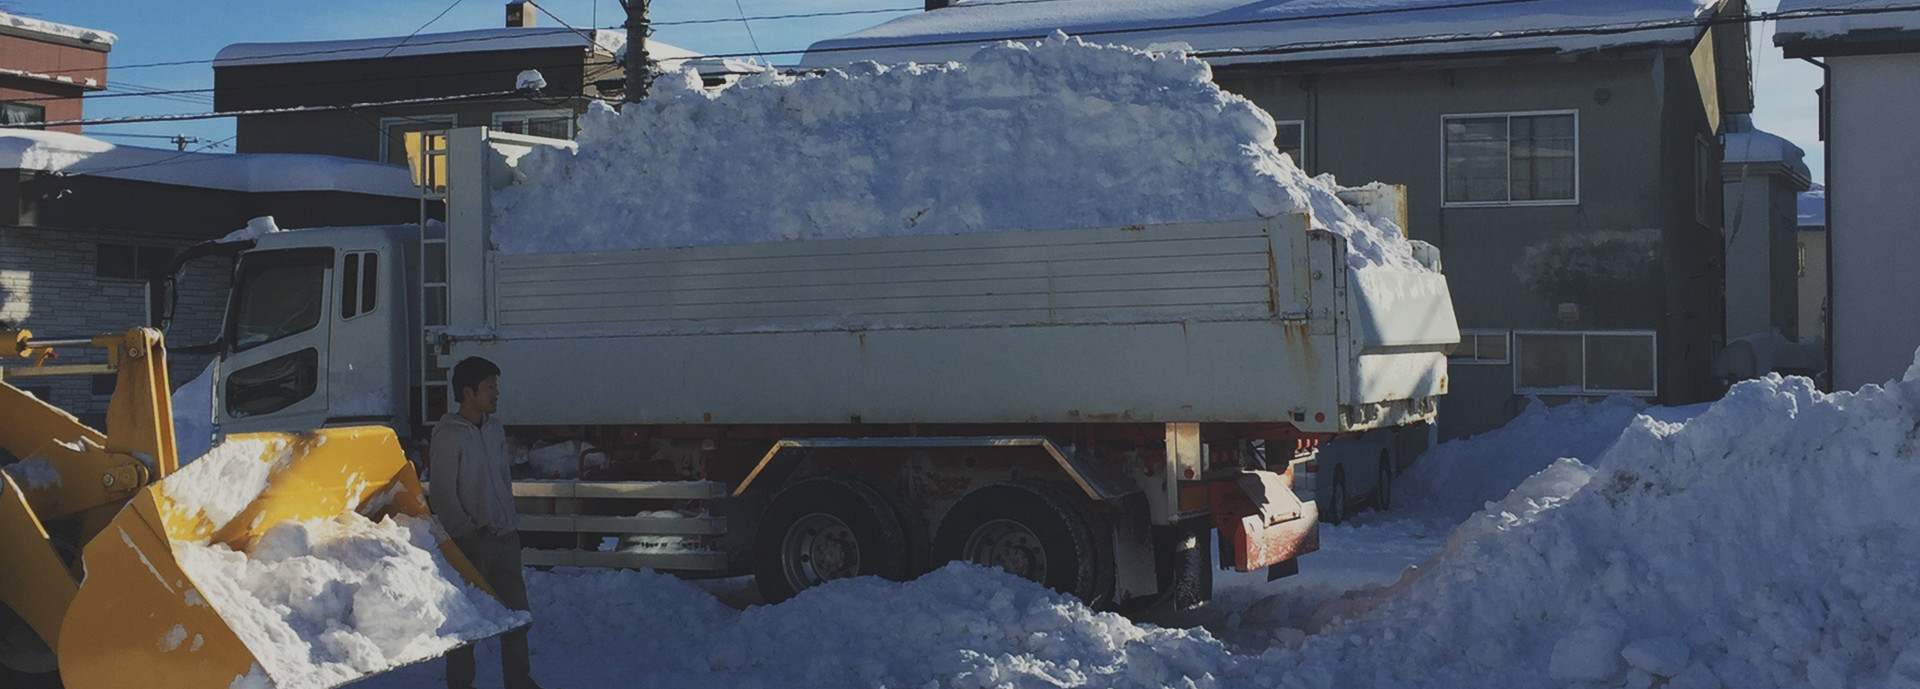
[346,366,1920,688]
[493,34,1425,272]
[1294,372,1920,687]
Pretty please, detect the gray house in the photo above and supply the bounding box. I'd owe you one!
[803,0,1754,439]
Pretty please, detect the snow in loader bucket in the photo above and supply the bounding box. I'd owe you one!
[55,427,527,689]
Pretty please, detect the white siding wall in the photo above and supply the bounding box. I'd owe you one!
[1829,54,1920,389]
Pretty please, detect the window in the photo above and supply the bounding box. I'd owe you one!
[1275,120,1306,170]
[492,109,575,139]
[1,102,44,129]
[96,244,177,281]
[229,249,331,352]
[380,115,456,164]
[1514,330,1657,395]
[1444,111,1578,205]
[1695,135,1714,226]
[1450,330,1510,364]
[225,348,319,418]
[340,252,379,320]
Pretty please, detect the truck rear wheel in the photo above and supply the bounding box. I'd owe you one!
[753,477,916,604]
[933,483,1113,606]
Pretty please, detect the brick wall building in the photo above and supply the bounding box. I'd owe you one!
[0,11,114,132]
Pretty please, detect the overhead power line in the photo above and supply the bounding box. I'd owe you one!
[2,88,528,129]
[19,0,1920,126]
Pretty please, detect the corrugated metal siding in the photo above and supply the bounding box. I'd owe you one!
[492,220,1278,331]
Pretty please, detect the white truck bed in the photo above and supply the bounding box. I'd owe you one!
[447,194,1455,433]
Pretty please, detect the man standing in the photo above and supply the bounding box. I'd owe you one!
[429,356,544,689]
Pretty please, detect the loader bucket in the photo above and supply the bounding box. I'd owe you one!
[54,426,521,689]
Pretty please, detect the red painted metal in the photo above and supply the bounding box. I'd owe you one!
[1209,469,1319,572]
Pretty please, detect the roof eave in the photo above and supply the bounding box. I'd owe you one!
[1777,28,1920,58]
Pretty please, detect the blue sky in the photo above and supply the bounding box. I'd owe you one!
[34,0,1825,181]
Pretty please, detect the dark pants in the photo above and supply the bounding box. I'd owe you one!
[446,531,534,689]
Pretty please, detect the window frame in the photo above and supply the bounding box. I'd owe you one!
[1449,329,1511,365]
[491,108,576,140]
[1441,109,1581,208]
[1695,133,1715,227]
[1273,119,1306,171]
[225,248,334,354]
[1512,329,1659,396]
[95,243,177,281]
[379,115,457,164]
[1,101,45,129]
[339,251,380,321]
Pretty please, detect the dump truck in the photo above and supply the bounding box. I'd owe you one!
[0,329,522,689]
[153,128,1458,609]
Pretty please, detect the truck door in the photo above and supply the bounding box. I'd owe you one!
[214,247,333,434]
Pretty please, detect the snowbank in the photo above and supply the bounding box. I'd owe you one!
[493,34,1426,272]
[160,439,527,689]
[1394,396,1654,521]
[1292,369,1920,687]
[359,359,1920,689]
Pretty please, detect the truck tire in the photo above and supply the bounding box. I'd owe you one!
[932,482,1113,606]
[1324,469,1349,525]
[753,476,917,604]
[1374,455,1394,512]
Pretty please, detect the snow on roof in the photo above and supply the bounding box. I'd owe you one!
[801,0,1721,69]
[1799,184,1826,228]
[0,10,116,48]
[213,27,666,68]
[1775,0,1920,44]
[1723,116,1810,179]
[0,129,417,198]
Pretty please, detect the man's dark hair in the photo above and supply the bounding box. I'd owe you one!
[451,356,501,402]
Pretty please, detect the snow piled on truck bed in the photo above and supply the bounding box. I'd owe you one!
[493,34,1424,272]
[352,361,1920,688]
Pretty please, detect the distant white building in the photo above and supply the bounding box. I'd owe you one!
[1797,185,1826,344]
[1776,1,1920,389]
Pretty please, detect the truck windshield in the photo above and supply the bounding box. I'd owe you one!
[230,250,330,352]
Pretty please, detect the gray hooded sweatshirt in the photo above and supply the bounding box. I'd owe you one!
[428,411,518,538]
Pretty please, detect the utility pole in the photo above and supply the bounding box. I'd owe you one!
[619,0,652,103]
[168,135,200,151]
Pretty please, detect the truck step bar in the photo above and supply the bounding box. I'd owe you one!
[517,514,727,536]
[510,480,728,500]
[521,548,730,571]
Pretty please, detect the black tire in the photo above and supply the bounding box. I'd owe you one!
[0,605,58,689]
[1324,469,1349,525]
[1374,455,1395,512]
[753,476,916,604]
[932,483,1113,606]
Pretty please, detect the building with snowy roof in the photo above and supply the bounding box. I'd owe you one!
[0,10,115,133]
[212,6,755,165]
[1776,1,1920,391]
[0,129,420,420]
[1720,116,1812,344]
[805,0,1757,439]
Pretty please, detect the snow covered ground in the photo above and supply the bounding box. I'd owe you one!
[343,363,1920,689]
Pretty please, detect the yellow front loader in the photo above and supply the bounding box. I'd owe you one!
[0,329,501,689]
